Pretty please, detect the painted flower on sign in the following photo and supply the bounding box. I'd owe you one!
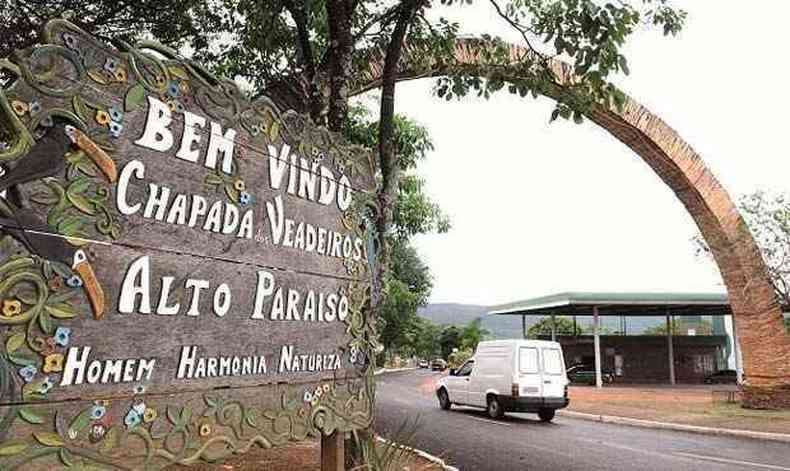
[239,191,251,205]
[95,110,111,126]
[199,422,212,437]
[109,121,124,138]
[167,82,180,98]
[108,106,124,123]
[11,100,27,116]
[90,404,106,420]
[2,299,22,317]
[114,67,127,82]
[143,408,157,423]
[54,326,71,347]
[104,57,119,73]
[19,365,37,383]
[48,276,63,291]
[89,423,107,443]
[124,409,141,429]
[66,275,83,288]
[38,377,54,394]
[43,353,64,373]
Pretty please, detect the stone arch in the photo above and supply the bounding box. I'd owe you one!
[353,39,790,407]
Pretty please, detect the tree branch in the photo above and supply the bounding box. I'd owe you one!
[325,0,356,131]
[376,0,423,299]
[282,0,324,123]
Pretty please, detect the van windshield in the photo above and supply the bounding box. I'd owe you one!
[519,347,539,374]
[542,348,564,375]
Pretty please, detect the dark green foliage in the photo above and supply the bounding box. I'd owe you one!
[528,316,582,337]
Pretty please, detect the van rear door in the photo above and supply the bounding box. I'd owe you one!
[518,346,543,397]
[540,347,566,398]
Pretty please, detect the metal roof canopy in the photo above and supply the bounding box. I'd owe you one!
[489,292,732,317]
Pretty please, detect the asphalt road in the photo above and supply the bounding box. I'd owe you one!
[374,370,790,471]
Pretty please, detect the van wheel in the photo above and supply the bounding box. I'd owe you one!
[538,408,555,422]
[486,396,504,419]
[438,389,451,410]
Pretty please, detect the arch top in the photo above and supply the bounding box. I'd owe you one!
[355,37,790,407]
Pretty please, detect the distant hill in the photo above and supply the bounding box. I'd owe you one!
[418,303,681,340]
[417,303,489,325]
[417,303,523,339]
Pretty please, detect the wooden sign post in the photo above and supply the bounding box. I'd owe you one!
[0,18,377,470]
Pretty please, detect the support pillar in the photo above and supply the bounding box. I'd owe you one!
[550,314,557,342]
[322,431,345,471]
[522,314,526,339]
[593,306,602,388]
[732,317,743,385]
[666,312,675,385]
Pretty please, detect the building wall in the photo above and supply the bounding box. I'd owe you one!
[544,335,729,384]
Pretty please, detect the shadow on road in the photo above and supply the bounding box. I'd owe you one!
[449,407,564,427]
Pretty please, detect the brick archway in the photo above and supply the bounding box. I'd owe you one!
[353,39,790,408]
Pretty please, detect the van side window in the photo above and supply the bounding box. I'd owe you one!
[519,347,539,374]
[457,360,474,376]
[542,348,564,375]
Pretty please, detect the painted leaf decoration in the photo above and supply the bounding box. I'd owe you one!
[38,310,54,335]
[125,84,146,112]
[87,69,110,85]
[67,193,96,215]
[0,440,28,456]
[72,95,90,121]
[15,289,38,305]
[57,216,86,236]
[168,66,189,80]
[5,332,25,353]
[45,303,78,319]
[34,431,65,447]
[9,351,38,367]
[269,121,280,142]
[204,174,223,185]
[59,447,74,466]
[18,407,45,424]
[48,289,77,305]
[69,409,93,435]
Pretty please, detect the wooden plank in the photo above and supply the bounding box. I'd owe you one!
[0,17,378,469]
[0,235,370,403]
[0,379,372,469]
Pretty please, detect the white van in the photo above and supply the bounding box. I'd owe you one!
[436,339,569,422]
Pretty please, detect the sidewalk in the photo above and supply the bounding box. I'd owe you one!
[566,385,790,437]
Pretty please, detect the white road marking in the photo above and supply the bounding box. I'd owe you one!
[672,452,790,471]
[467,416,511,426]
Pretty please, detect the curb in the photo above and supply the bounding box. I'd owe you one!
[558,410,790,443]
[374,367,418,376]
[375,437,459,471]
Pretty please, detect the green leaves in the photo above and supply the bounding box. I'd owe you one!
[45,303,78,319]
[0,440,28,456]
[33,431,65,447]
[125,83,146,112]
[5,332,25,353]
[18,407,45,424]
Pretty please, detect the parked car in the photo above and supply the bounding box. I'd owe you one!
[566,365,614,385]
[431,358,447,371]
[704,369,738,384]
[435,339,570,422]
[418,359,429,369]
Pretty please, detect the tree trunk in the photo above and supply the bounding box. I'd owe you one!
[326,0,355,131]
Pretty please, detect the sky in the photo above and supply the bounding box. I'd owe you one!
[377,1,790,306]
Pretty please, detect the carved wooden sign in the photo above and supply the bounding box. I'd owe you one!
[0,19,378,469]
